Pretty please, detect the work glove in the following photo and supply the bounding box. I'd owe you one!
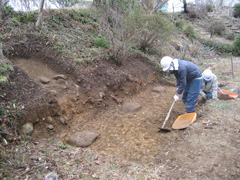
[174,94,179,102]
[202,93,207,99]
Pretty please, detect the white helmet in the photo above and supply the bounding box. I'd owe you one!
[202,69,213,81]
[160,56,173,72]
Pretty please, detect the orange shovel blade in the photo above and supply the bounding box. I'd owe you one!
[172,113,197,130]
[218,89,238,99]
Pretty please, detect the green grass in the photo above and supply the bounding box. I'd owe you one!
[210,101,232,110]
[94,37,110,49]
[198,37,233,54]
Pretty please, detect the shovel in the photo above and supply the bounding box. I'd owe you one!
[159,99,175,132]
[218,87,229,100]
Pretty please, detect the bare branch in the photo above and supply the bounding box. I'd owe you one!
[36,0,45,27]
[150,0,169,14]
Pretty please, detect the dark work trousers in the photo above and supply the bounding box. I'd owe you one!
[203,91,213,99]
[182,73,202,113]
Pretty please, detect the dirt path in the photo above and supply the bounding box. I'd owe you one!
[13,57,240,179]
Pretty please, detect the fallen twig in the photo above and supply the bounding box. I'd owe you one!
[15,167,32,179]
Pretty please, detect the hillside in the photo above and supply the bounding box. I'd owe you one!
[0,5,240,180]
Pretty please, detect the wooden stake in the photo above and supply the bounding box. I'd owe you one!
[0,42,4,59]
[231,53,234,79]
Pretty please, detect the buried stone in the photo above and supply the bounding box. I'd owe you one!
[152,86,165,93]
[53,74,67,80]
[59,117,67,125]
[122,102,141,113]
[39,77,50,84]
[22,123,34,135]
[67,131,99,147]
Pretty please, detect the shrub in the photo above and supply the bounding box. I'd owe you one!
[206,4,213,12]
[175,19,185,30]
[68,9,98,24]
[126,9,174,53]
[209,21,225,36]
[233,3,240,18]
[225,32,235,40]
[94,37,110,49]
[233,34,240,56]
[4,5,15,17]
[0,61,14,83]
[183,25,197,39]
[199,38,233,54]
[5,8,38,24]
[187,3,208,19]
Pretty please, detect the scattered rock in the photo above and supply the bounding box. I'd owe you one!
[50,90,58,96]
[67,131,99,147]
[53,74,67,80]
[47,116,53,124]
[83,97,94,105]
[22,123,34,135]
[86,84,91,91]
[111,94,122,104]
[174,42,183,51]
[127,75,138,82]
[45,172,58,180]
[236,162,240,168]
[57,79,66,85]
[60,117,67,125]
[47,124,54,130]
[122,102,141,113]
[152,86,165,93]
[99,92,106,99]
[39,77,50,84]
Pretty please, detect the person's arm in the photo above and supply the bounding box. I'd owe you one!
[200,89,205,96]
[200,80,206,97]
[172,73,180,86]
[211,77,218,99]
[176,69,187,95]
[176,79,180,86]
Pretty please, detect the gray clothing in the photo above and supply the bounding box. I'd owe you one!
[200,74,218,99]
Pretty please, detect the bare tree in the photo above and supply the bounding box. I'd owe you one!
[0,0,9,20]
[0,42,4,59]
[150,0,169,14]
[99,0,137,62]
[49,0,84,8]
[182,0,188,13]
[10,0,40,11]
[36,0,45,27]
[141,0,154,11]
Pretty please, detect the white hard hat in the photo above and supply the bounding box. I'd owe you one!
[202,69,213,81]
[160,56,173,72]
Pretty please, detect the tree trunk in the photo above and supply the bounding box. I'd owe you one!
[0,1,2,21]
[183,0,188,13]
[0,43,4,59]
[0,0,9,21]
[36,0,45,27]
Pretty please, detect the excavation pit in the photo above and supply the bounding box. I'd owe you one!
[13,57,194,163]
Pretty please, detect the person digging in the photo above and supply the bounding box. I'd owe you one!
[200,69,219,103]
[160,56,202,113]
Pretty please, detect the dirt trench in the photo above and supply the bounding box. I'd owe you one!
[13,56,191,163]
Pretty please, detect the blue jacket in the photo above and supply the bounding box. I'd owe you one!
[171,59,200,95]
